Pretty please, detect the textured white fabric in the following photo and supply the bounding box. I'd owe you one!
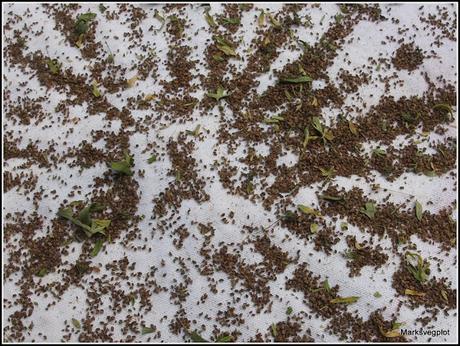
[2,2,457,343]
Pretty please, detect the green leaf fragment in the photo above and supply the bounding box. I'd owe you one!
[360,202,376,219]
[110,151,134,176]
[99,4,107,13]
[271,323,277,337]
[286,306,293,315]
[216,335,232,342]
[204,9,217,28]
[142,326,155,335]
[186,125,201,137]
[206,86,229,102]
[147,155,157,164]
[374,291,382,298]
[75,13,96,35]
[37,268,47,277]
[372,148,386,157]
[190,331,208,342]
[91,238,104,257]
[280,75,312,83]
[298,205,322,217]
[221,17,240,25]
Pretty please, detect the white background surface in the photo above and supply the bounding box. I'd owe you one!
[2,2,458,343]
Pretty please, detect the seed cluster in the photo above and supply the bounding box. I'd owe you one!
[3,3,457,343]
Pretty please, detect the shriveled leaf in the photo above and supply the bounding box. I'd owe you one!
[433,103,454,118]
[297,205,322,217]
[374,291,382,298]
[340,222,348,231]
[268,14,281,28]
[271,323,277,337]
[415,201,423,221]
[286,306,293,315]
[330,296,359,304]
[99,4,107,13]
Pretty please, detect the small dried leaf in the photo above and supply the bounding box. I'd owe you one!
[348,121,358,135]
[310,223,319,233]
[204,9,217,28]
[127,75,139,88]
[415,201,423,221]
[381,328,401,338]
[72,318,81,329]
[405,288,426,297]
[297,205,322,217]
[258,10,265,27]
[92,81,101,97]
[286,306,293,315]
[46,59,61,75]
[330,296,359,304]
[271,323,277,337]
[374,291,382,298]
